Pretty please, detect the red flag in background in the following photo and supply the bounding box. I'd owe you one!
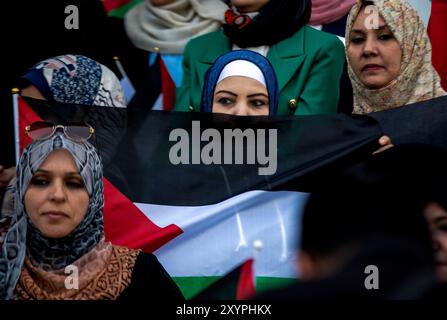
[160,58,176,111]
[236,259,257,300]
[102,0,133,13]
[428,0,447,90]
[17,96,41,156]
[192,258,257,300]
[16,97,182,252]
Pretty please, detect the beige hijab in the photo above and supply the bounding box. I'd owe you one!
[346,0,446,114]
[125,0,227,54]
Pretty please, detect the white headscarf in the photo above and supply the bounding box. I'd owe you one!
[125,0,227,54]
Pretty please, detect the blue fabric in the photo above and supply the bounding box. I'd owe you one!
[160,54,184,88]
[149,53,184,87]
[21,55,126,108]
[200,50,279,115]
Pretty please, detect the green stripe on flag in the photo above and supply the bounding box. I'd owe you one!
[173,276,297,300]
[173,277,221,300]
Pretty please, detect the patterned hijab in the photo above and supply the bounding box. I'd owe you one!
[200,50,279,115]
[21,54,126,108]
[0,133,104,299]
[346,0,446,114]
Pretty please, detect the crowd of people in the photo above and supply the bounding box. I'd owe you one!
[1,0,447,300]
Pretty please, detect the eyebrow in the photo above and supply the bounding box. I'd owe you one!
[35,169,81,176]
[247,93,268,98]
[215,90,237,97]
[351,24,389,33]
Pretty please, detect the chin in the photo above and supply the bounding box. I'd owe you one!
[40,227,73,239]
[360,75,395,90]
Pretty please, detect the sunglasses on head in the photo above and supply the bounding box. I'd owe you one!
[25,121,95,143]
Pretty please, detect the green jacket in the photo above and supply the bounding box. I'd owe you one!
[174,26,346,116]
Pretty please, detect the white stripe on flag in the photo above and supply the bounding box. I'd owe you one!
[135,190,309,279]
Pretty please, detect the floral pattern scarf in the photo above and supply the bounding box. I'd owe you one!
[21,54,126,108]
[346,0,446,114]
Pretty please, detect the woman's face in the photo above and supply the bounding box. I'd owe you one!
[347,6,402,89]
[212,76,269,116]
[230,0,270,13]
[424,202,447,282]
[24,149,89,239]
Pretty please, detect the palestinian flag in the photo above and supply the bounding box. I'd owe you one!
[103,0,143,18]
[14,95,447,299]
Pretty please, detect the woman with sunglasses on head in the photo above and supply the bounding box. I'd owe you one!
[0,126,184,300]
[1,54,128,220]
[201,50,278,116]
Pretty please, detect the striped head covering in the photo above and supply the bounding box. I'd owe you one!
[346,0,446,114]
[200,50,279,115]
[21,54,126,108]
[0,133,104,299]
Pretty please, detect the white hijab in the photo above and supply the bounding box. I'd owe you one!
[125,0,227,54]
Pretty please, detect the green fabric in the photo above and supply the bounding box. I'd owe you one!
[174,26,345,116]
[173,276,297,300]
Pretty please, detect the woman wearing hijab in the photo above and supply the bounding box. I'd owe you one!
[1,54,129,246]
[175,0,346,116]
[20,54,126,108]
[345,0,446,114]
[1,54,126,190]
[0,126,183,300]
[124,0,227,110]
[201,50,278,116]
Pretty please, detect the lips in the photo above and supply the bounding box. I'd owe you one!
[42,211,69,218]
[362,64,384,72]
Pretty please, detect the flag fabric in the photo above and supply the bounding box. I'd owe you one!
[102,0,142,18]
[193,259,256,300]
[16,95,447,298]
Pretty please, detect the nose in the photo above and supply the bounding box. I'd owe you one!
[49,181,67,202]
[363,37,379,57]
[232,102,250,116]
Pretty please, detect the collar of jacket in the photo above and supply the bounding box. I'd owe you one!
[198,28,307,92]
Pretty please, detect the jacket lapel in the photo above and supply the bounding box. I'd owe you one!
[198,31,232,78]
[196,29,307,93]
[267,28,306,92]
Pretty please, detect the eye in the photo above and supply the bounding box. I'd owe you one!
[350,36,365,44]
[217,97,234,106]
[436,224,447,233]
[30,177,49,187]
[66,179,85,189]
[378,34,394,41]
[250,99,268,108]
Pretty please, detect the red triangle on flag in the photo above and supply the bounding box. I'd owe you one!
[103,178,183,252]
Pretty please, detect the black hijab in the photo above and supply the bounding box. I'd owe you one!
[223,0,312,48]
